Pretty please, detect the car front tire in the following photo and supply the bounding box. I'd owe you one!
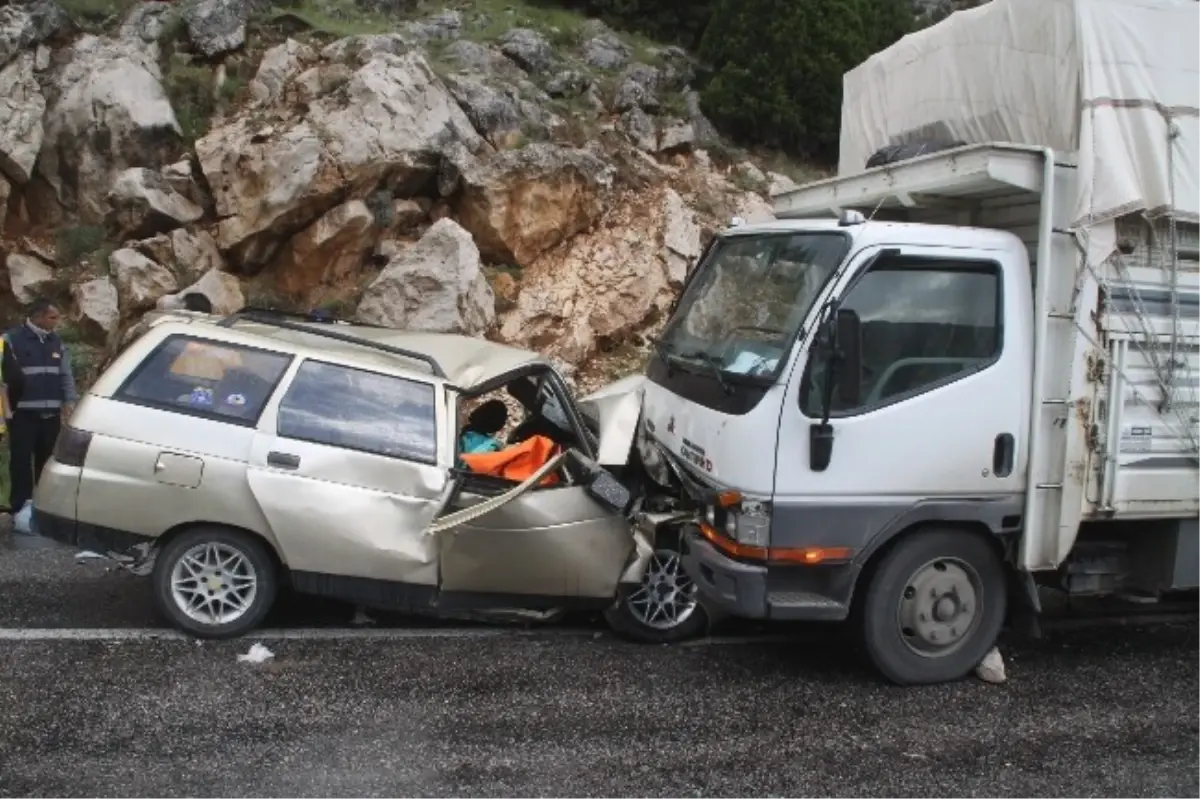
[603,535,710,644]
[152,527,278,639]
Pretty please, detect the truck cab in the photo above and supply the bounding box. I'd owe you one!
[639,212,1032,685]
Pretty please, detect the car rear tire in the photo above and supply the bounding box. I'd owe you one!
[153,527,278,639]
[603,534,710,644]
[855,528,1007,686]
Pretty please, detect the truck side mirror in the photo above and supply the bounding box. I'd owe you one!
[834,308,862,407]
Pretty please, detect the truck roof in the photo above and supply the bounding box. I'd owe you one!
[721,216,1024,253]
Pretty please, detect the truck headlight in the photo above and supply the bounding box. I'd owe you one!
[706,500,771,548]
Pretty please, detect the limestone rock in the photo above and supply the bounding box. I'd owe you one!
[975,647,1007,684]
[456,143,614,267]
[658,120,694,154]
[7,253,54,304]
[445,73,524,149]
[198,52,482,268]
[0,52,45,184]
[110,247,178,310]
[106,167,204,239]
[320,33,414,66]
[441,40,521,79]
[0,0,66,69]
[157,268,244,315]
[612,64,660,112]
[498,28,554,75]
[402,10,461,43]
[272,199,377,297]
[248,39,315,106]
[683,88,719,145]
[767,171,799,196]
[356,218,494,335]
[489,270,518,313]
[546,69,590,99]
[620,108,655,153]
[662,189,701,285]
[184,0,248,58]
[0,173,9,238]
[134,227,226,280]
[734,191,775,224]
[72,277,120,337]
[36,34,182,223]
[498,187,672,365]
[582,32,630,71]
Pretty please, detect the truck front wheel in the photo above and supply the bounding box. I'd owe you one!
[855,528,1007,686]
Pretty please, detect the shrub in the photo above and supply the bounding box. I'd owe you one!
[696,0,912,164]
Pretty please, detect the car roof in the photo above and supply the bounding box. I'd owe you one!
[142,311,549,390]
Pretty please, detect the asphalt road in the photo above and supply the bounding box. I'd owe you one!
[1,529,1197,797]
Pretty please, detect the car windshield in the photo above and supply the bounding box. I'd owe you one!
[658,231,850,378]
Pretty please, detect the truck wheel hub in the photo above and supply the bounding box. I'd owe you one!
[897,557,981,657]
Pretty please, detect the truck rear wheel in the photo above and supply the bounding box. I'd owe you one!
[856,528,1006,686]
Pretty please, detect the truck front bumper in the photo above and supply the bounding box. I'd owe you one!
[682,526,857,622]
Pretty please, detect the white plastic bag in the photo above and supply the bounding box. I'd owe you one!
[237,643,275,664]
[12,500,33,536]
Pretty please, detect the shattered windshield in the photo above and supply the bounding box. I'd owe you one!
[658,232,850,379]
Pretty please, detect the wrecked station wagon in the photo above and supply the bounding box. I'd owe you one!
[31,308,710,643]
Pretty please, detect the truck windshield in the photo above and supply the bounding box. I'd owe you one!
[659,232,850,379]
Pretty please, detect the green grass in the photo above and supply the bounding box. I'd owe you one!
[265,0,394,38]
[57,0,141,31]
[54,225,107,268]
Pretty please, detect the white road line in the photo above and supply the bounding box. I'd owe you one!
[0,627,603,642]
[0,627,788,644]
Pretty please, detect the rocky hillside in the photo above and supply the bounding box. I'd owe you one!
[0,0,816,389]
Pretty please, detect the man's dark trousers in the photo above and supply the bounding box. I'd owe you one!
[8,410,60,512]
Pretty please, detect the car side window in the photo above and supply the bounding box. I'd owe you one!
[117,335,292,424]
[277,360,438,464]
[800,257,1002,417]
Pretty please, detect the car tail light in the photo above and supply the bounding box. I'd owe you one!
[53,426,93,467]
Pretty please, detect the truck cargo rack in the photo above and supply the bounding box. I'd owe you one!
[772,143,1063,219]
[217,306,447,379]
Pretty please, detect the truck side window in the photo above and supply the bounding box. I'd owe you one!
[277,360,438,464]
[800,257,1002,417]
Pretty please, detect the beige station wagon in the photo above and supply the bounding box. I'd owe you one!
[31,308,710,642]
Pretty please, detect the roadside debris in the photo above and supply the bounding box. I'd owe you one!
[75,551,106,563]
[975,647,1007,684]
[236,643,275,664]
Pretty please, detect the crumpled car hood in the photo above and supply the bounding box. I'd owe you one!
[577,374,646,467]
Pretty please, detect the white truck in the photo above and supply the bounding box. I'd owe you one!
[628,0,1199,684]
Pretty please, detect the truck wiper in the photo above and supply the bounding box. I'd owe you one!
[677,350,734,395]
[647,335,675,376]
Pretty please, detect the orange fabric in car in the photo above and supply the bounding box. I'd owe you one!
[459,434,561,487]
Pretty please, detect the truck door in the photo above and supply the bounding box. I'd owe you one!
[772,244,1032,555]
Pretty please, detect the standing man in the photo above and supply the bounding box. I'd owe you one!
[2,297,78,514]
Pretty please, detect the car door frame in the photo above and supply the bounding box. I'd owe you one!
[431,363,649,611]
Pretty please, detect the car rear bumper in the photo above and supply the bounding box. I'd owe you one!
[682,527,856,622]
[32,508,152,555]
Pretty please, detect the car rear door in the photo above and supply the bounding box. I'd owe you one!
[246,358,451,594]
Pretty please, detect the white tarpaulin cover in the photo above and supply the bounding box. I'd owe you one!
[838,0,1199,232]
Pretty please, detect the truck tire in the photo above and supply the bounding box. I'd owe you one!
[603,532,710,644]
[855,528,1006,685]
[153,527,278,639]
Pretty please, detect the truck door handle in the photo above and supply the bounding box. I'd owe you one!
[992,434,1014,478]
[267,451,301,469]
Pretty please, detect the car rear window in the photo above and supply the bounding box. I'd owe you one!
[117,335,293,425]
[276,360,438,464]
